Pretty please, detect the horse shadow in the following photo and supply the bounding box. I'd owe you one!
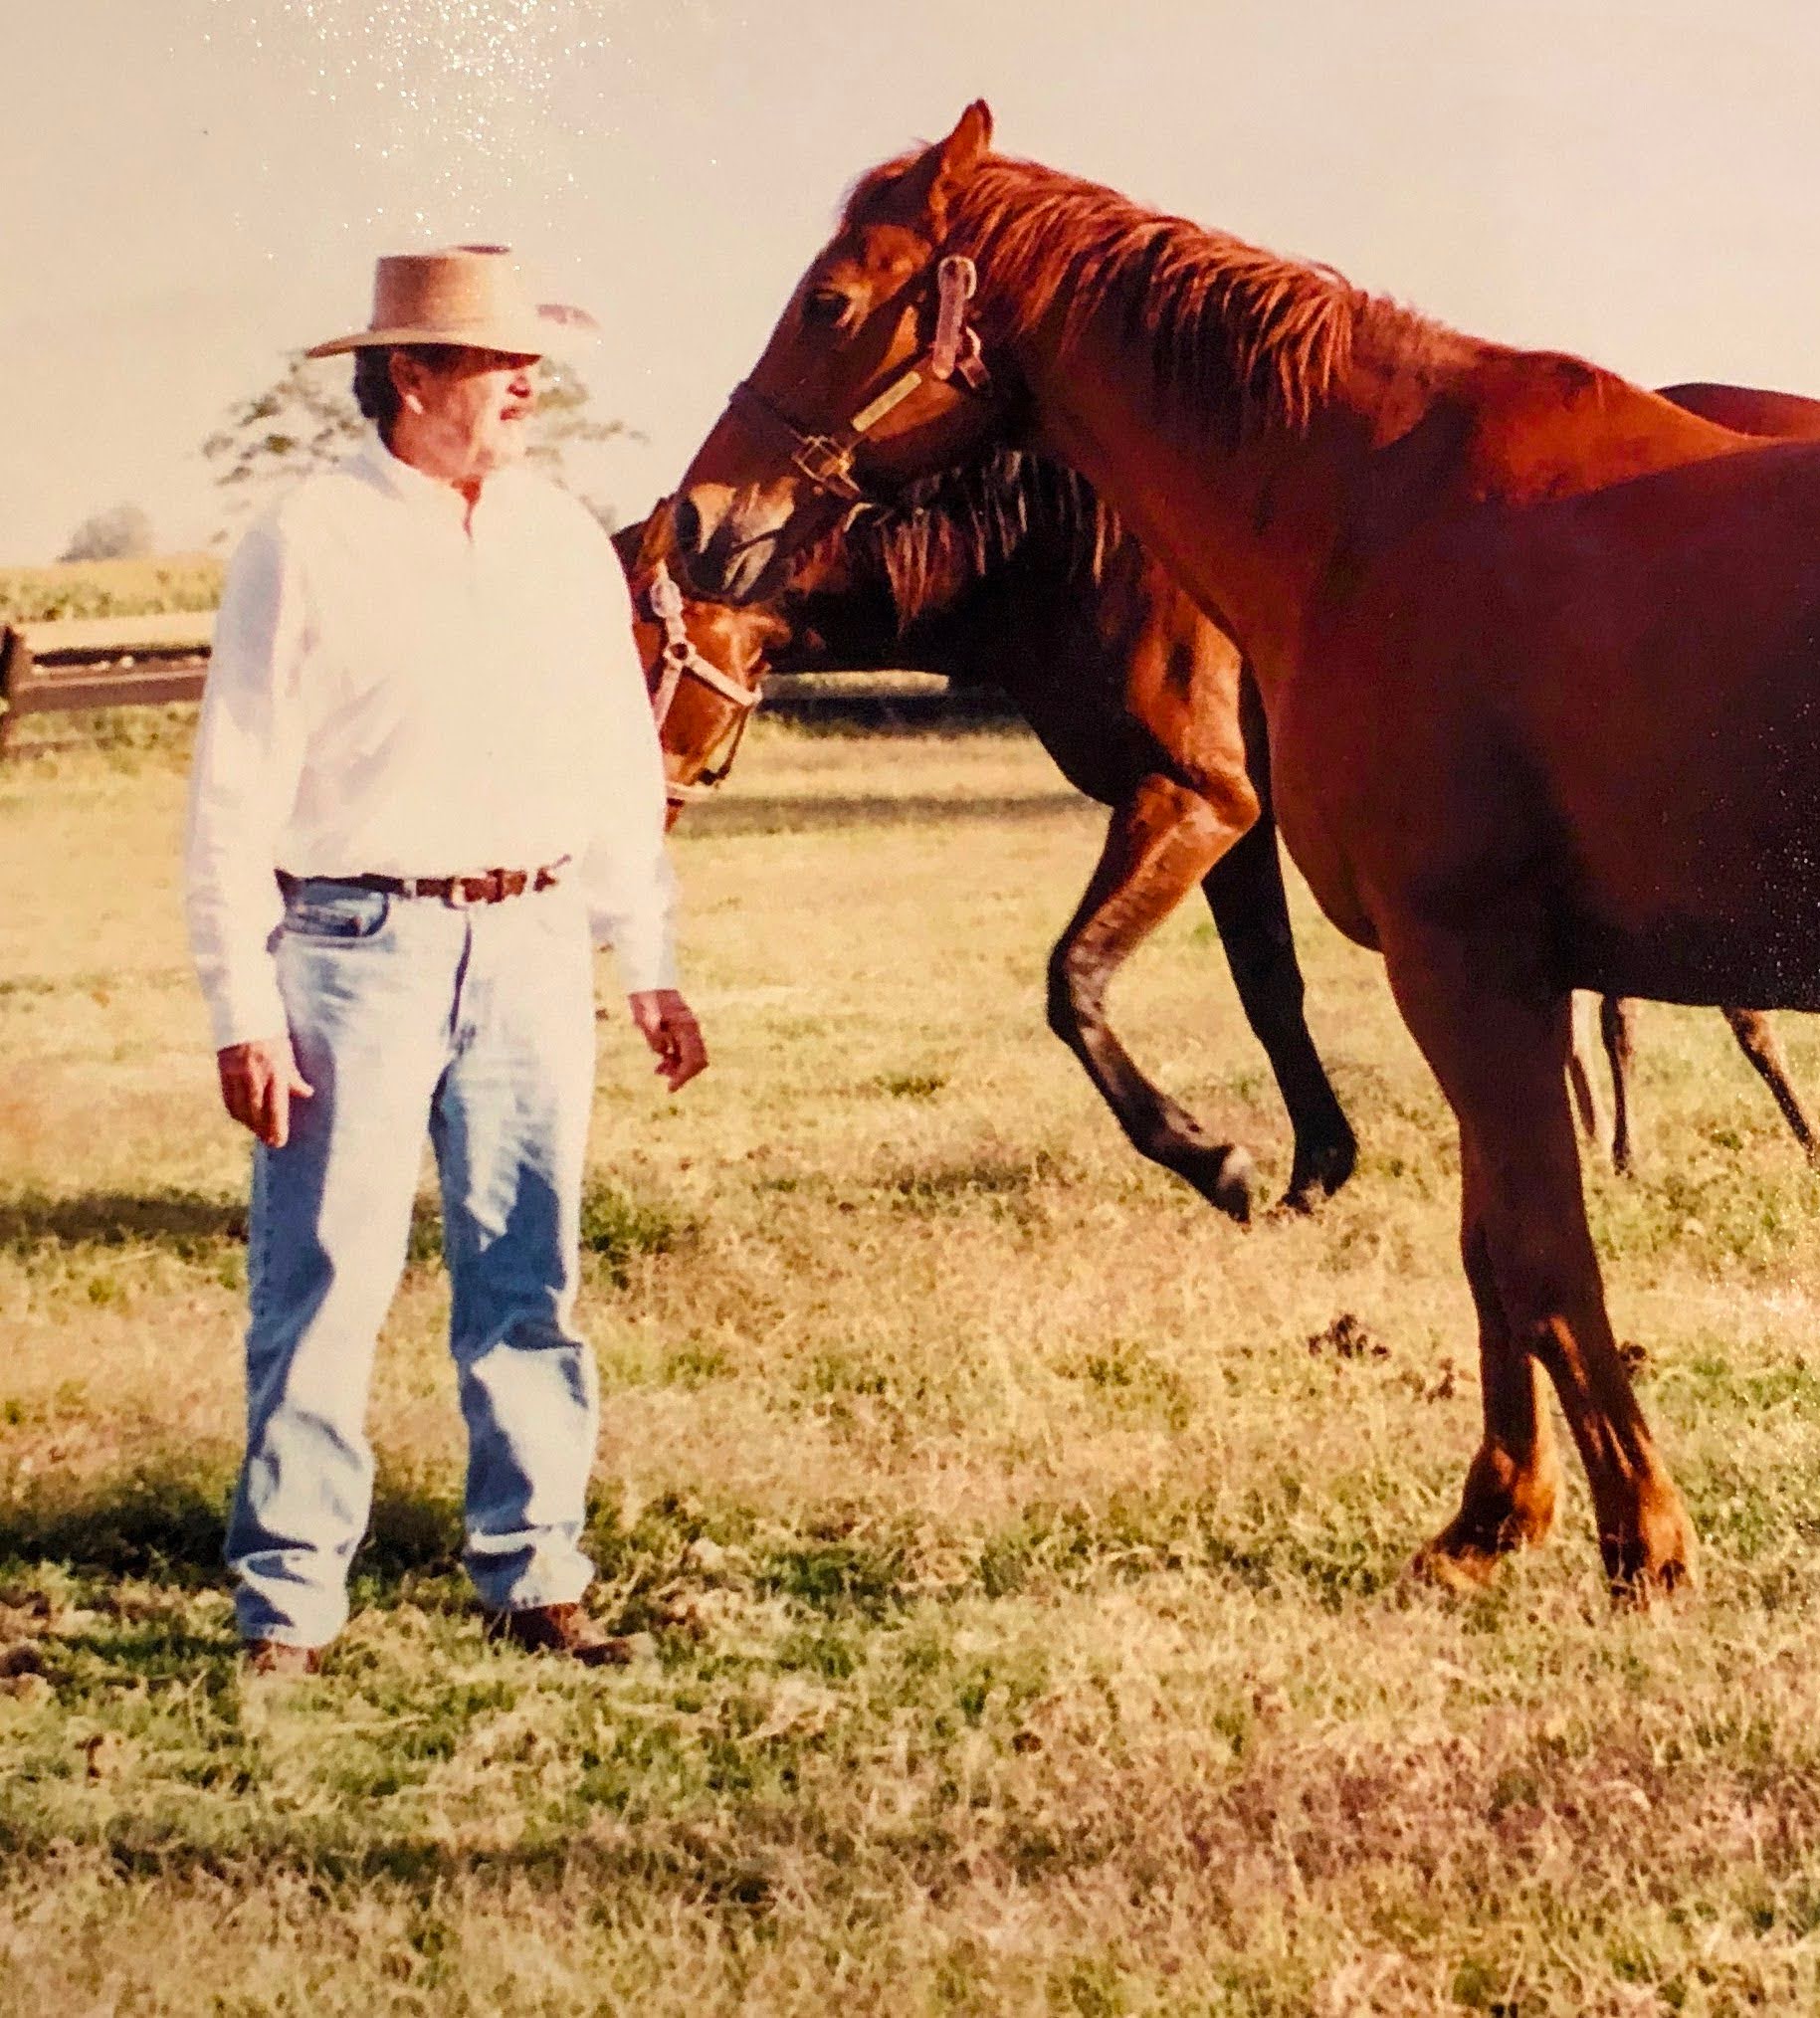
[0,1187,455,1263]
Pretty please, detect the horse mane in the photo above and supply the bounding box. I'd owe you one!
[803,447,1125,631]
[847,151,1438,438]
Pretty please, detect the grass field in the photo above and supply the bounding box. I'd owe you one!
[0,553,223,626]
[7,722,1820,2015]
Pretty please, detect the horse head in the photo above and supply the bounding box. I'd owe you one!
[671,101,1016,605]
[618,504,792,823]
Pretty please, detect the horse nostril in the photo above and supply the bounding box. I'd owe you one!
[673,494,704,556]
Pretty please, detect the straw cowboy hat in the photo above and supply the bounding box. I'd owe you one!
[304,246,597,359]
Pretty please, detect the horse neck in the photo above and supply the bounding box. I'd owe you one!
[778,470,1123,678]
[771,571,904,674]
[1007,309,1358,686]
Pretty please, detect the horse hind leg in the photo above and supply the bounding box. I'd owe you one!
[1047,772,1256,1220]
[1565,991,1607,1160]
[1722,1008,1820,1165]
[1201,810,1356,1211]
[1601,996,1639,1176]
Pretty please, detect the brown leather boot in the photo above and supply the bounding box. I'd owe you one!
[485,1602,632,1667]
[243,1639,323,1677]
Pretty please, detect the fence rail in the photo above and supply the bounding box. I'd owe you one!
[0,615,214,750]
[0,618,1002,754]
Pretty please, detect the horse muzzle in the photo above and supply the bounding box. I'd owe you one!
[672,488,795,605]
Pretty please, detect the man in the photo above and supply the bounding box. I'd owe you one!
[185,247,707,1675]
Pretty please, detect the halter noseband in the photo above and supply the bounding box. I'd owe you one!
[725,254,992,510]
[643,557,764,806]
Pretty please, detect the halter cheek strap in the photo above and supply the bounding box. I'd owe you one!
[726,254,993,509]
[643,558,764,805]
[929,254,988,389]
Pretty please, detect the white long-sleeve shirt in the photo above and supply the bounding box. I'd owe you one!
[184,430,677,1051]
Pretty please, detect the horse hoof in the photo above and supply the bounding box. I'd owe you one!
[1601,1511,1699,1608]
[1279,1131,1358,1213]
[1407,1541,1502,1593]
[1182,1144,1255,1223]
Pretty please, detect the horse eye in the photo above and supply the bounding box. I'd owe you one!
[803,288,854,329]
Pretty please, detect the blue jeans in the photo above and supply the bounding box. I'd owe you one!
[228,876,599,1647]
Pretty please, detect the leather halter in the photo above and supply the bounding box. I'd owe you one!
[725,254,992,509]
[643,557,763,805]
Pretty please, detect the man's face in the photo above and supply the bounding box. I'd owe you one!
[392,345,541,484]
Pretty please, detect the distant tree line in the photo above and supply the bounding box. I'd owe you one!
[60,503,156,563]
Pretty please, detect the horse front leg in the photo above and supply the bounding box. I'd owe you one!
[1722,1008,1820,1164]
[1047,772,1256,1220]
[1411,1136,1561,1587]
[1201,812,1356,1212]
[1387,931,1695,1602]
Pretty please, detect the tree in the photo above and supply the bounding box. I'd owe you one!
[202,353,641,526]
[60,503,156,563]
[201,354,361,499]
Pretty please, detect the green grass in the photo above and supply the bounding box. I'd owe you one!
[0,552,223,624]
[6,722,1820,2011]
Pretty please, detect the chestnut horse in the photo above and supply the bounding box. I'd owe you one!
[617,457,1356,1219]
[670,102,1820,1601]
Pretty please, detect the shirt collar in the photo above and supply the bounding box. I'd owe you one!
[353,426,483,523]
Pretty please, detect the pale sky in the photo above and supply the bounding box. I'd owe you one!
[4,0,1817,562]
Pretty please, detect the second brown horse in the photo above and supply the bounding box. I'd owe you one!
[621,456,1351,1220]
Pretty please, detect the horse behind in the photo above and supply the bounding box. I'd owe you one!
[615,455,1357,1218]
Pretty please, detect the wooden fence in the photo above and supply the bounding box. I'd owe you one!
[0,614,214,752]
[0,617,1003,754]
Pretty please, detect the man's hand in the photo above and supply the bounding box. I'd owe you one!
[628,989,708,1093]
[217,1036,314,1148]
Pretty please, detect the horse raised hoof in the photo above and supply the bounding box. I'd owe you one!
[1177,1142,1255,1222]
[1279,1129,1359,1214]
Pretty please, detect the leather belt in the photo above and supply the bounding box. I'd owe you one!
[277,861,566,907]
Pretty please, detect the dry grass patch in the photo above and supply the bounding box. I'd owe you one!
[6,723,1820,2011]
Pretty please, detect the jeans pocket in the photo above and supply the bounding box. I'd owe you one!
[282,887,392,942]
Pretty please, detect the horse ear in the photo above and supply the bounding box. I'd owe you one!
[611,511,650,575]
[888,101,994,231]
[939,101,994,176]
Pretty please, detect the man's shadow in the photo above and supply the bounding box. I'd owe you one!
[0,1189,249,1254]
[1,1184,555,1611]
[0,1189,447,1259]
[0,1465,468,1591]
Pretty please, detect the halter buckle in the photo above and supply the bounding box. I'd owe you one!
[790,433,864,502]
